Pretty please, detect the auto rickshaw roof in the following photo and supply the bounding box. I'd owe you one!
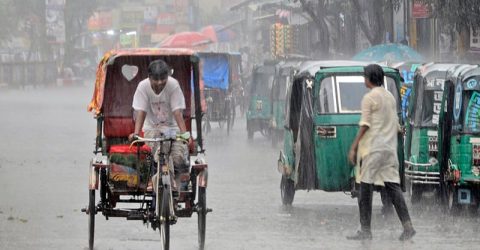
[460,66,480,82]
[298,60,378,76]
[87,48,199,114]
[417,63,461,77]
[315,65,398,75]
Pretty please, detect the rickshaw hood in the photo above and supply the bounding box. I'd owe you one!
[87,48,198,114]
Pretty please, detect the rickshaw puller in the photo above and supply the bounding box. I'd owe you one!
[347,64,416,241]
[128,59,189,193]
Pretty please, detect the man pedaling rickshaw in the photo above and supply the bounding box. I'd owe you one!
[128,59,191,195]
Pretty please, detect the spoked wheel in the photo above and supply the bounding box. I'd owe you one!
[218,118,225,129]
[226,104,232,135]
[202,115,211,134]
[197,187,207,250]
[280,175,295,205]
[158,187,171,250]
[88,189,95,250]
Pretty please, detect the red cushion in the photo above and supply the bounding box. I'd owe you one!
[104,117,135,137]
[109,144,151,154]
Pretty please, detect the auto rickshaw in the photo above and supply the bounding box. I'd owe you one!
[84,48,210,250]
[438,65,480,213]
[390,61,423,120]
[199,52,239,135]
[247,62,276,139]
[270,60,303,146]
[404,63,475,204]
[277,61,405,205]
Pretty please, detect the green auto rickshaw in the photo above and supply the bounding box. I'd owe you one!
[247,62,276,139]
[270,60,304,146]
[277,61,405,205]
[438,65,480,213]
[404,63,476,203]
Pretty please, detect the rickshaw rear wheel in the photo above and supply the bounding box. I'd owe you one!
[280,175,295,205]
[88,189,95,250]
[159,188,170,250]
[197,187,207,250]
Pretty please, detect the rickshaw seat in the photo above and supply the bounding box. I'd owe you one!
[109,144,151,154]
[104,117,135,138]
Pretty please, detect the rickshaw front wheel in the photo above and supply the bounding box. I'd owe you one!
[159,188,170,250]
[197,187,207,250]
[88,189,95,250]
[280,175,295,205]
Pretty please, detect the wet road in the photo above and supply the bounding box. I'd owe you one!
[1,85,480,250]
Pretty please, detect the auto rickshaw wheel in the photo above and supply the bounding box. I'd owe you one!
[409,183,423,204]
[280,175,295,205]
[158,187,170,250]
[447,185,460,214]
[88,189,95,250]
[197,187,207,250]
[247,125,254,140]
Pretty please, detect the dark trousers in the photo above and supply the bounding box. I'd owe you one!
[358,182,411,232]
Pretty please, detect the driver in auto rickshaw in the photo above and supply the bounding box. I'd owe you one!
[128,59,190,193]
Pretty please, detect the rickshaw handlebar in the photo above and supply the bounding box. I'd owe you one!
[129,133,189,147]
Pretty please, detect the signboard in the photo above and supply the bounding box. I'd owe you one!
[120,9,144,29]
[45,0,65,43]
[412,1,430,19]
[471,27,480,50]
[88,11,113,31]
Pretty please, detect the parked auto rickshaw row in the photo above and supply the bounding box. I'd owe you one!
[405,63,480,212]
[266,58,480,214]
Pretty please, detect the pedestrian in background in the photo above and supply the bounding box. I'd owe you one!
[347,64,416,241]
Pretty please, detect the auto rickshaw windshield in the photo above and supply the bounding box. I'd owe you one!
[317,75,399,114]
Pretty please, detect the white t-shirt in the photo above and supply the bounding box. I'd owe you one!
[132,76,186,133]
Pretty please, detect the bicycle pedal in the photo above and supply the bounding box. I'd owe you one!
[169,215,178,224]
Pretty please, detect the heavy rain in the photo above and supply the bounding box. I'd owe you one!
[1,1,480,250]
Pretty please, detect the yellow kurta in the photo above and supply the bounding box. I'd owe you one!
[356,86,400,186]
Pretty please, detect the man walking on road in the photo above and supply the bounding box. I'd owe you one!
[347,64,416,241]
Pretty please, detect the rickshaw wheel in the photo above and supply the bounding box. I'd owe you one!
[280,175,295,205]
[197,187,207,250]
[88,189,95,250]
[159,188,170,250]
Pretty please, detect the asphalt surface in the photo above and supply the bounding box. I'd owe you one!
[1,85,480,250]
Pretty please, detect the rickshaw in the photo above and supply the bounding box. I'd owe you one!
[270,60,304,146]
[247,62,276,139]
[277,61,405,205]
[84,48,210,250]
[199,52,239,134]
[437,65,480,213]
[404,63,475,203]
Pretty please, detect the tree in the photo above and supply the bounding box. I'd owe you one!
[296,0,330,57]
[63,0,98,69]
[418,0,480,30]
[292,0,402,57]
